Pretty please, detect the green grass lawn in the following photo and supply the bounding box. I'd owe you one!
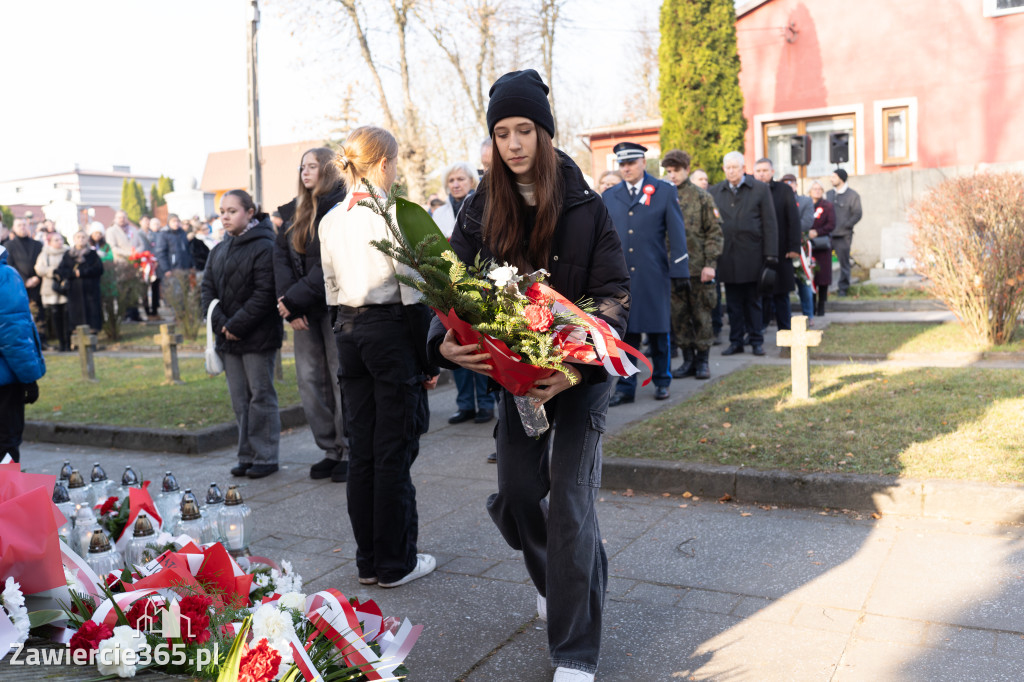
[843,283,933,300]
[607,365,1024,484]
[100,322,293,351]
[817,322,1024,356]
[26,355,300,430]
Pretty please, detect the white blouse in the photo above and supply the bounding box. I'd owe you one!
[319,189,421,308]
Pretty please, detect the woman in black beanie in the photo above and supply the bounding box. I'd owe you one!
[428,69,630,682]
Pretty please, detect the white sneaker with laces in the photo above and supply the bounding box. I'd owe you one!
[553,667,594,682]
[537,593,547,621]
[378,553,436,588]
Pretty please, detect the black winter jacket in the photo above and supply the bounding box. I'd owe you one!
[708,175,779,284]
[273,181,346,321]
[201,216,283,355]
[426,150,630,384]
[767,179,801,295]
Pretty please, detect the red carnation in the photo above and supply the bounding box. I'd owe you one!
[524,304,554,333]
[98,496,119,516]
[177,595,213,644]
[68,620,114,655]
[125,598,158,631]
[238,638,282,682]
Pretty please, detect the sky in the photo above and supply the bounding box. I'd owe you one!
[0,0,662,185]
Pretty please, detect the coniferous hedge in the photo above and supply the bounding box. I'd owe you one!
[658,0,746,184]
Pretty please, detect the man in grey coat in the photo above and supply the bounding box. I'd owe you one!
[708,151,778,356]
[826,168,862,296]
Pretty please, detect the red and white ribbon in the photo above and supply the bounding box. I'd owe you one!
[640,184,655,206]
[799,242,817,294]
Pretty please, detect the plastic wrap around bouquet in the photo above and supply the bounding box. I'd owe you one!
[367,189,652,435]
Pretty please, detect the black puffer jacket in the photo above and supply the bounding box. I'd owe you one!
[201,216,283,355]
[273,181,346,321]
[426,150,630,383]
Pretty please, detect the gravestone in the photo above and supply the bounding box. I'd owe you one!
[153,323,184,385]
[74,325,97,382]
[775,315,822,400]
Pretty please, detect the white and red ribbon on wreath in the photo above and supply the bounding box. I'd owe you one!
[799,242,817,294]
[528,282,653,386]
[640,184,655,206]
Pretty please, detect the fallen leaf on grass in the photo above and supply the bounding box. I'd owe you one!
[724,407,730,413]
[722,422,732,428]
[699,438,708,443]
[718,493,733,503]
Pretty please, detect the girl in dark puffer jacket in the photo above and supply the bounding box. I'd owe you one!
[201,189,283,479]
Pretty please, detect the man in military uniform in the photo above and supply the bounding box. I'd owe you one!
[604,142,689,405]
[661,150,723,380]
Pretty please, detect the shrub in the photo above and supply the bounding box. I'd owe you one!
[909,172,1024,346]
[101,261,148,342]
[162,270,203,340]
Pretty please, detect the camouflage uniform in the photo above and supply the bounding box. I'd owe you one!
[671,180,724,352]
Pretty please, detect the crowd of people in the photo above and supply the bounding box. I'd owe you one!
[0,65,865,682]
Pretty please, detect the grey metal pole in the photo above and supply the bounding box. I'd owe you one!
[246,0,263,207]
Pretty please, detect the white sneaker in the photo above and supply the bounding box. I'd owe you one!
[379,553,436,588]
[537,593,547,621]
[553,667,594,682]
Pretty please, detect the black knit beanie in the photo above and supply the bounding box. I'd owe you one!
[486,69,555,139]
[834,168,848,183]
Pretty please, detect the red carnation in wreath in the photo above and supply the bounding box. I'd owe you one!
[238,638,282,682]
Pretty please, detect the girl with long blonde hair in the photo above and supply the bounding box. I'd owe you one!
[319,126,438,588]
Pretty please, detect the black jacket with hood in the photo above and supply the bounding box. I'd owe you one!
[273,181,347,321]
[426,150,630,385]
[201,215,283,355]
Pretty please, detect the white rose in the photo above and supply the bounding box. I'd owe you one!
[251,603,296,645]
[487,264,520,288]
[277,592,306,612]
[96,626,149,678]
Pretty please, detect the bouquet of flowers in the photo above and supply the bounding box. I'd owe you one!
[796,241,818,293]
[58,537,421,680]
[363,182,649,434]
[128,250,158,284]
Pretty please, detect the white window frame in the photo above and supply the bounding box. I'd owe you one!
[983,0,1024,17]
[874,97,918,166]
[753,104,866,175]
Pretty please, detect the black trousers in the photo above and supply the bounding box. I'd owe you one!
[0,383,25,462]
[335,304,425,584]
[45,304,70,351]
[725,282,764,346]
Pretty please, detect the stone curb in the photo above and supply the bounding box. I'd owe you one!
[24,406,308,455]
[601,457,1024,524]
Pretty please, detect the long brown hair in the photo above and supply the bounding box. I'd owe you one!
[483,126,562,271]
[290,147,341,254]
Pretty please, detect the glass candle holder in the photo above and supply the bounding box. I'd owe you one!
[90,462,114,503]
[117,466,142,501]
[125,513,159,570]
[174,491,215,544]
[65,469,93,512]
[154,471,182,531]
[53,481,75,545]
[86,529,122,576]
[218,485,252,554]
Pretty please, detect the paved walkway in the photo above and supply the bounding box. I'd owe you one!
[18,355,1024,681]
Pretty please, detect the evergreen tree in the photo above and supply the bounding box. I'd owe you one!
[658,0,746,185]
[0,205,14,229]
[132,180,148,219]
[150,175,174,208]
[157,175,174,199]
[121,178,145,223]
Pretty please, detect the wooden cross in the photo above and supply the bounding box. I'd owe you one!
[153,323,185,385]
[775,315,822,400]
[74,325,97,382]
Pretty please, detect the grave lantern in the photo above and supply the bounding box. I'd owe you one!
[218,485,252,556]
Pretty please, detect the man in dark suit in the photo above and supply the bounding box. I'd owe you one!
[708,151,778,356]
[604,142,689,404]
[754,158,801,334]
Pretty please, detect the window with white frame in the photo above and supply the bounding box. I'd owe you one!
[983,0,1024,16]
[873,98,917,166]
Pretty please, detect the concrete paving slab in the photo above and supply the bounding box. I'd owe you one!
[838,637,1024,682]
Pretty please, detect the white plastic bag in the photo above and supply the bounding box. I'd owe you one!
[205,298,224,375]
